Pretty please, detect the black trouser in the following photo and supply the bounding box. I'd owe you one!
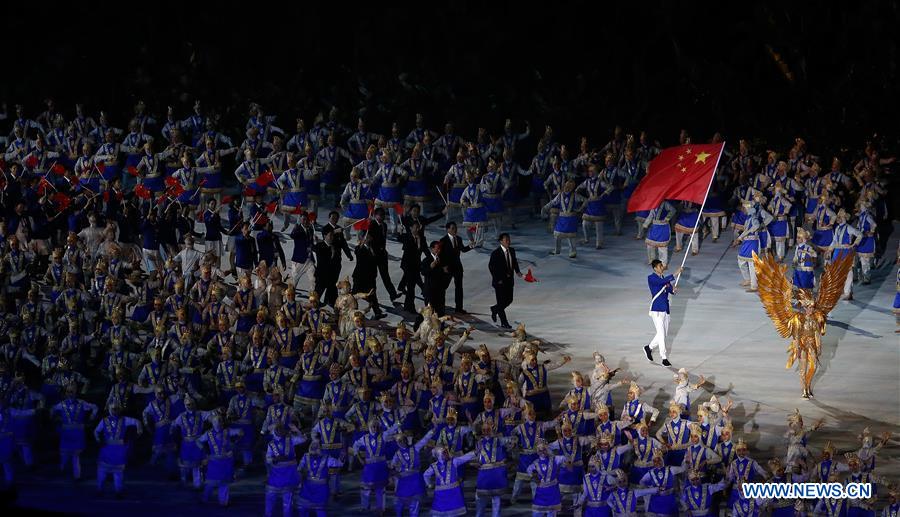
[400,267,422,311]
[450,269,464,310]
[491,283,514,326]
[375,252,398,299]
[425,286,447,317]
[353,279,382,316]
[316,274,339,307]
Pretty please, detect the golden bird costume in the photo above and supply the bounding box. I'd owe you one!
[752,251,854,398]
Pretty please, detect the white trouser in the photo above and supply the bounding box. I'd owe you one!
[475,494,502,517]
[738,259,757,289]
[291,260,316,292]
[704,215,723,239]
[647,310,670,359]
[582,221,604,246]
[775,240,786,260]
[647,245,669,265]
[675,232,700,253]
[842,268,853,296]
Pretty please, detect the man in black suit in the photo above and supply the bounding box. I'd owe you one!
[438,221,474,313]
[488,233,522,329]
[398,220,428,312]
[367,207,400,302]
[312,227,343,307]
[400,203,445,240]
[352,234,385,318]
[421,240,449,316]
[322,211,354,261]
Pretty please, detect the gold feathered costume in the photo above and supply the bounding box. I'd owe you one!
[752,251,854,398]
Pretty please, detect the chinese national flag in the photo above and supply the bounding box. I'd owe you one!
[353,218,370,231]
[307,211,317,223]
[51,192,71,211]
[255,170,276,187]
[265,201,278,213]
[95,162,106,174]
[51,163,66,175]
[291,205,305,215]
[164,176,179,187]
[393,203,404,215]
[626,143,724,213]
[126,165,139,177]
[523,267,539,283]
[135,185,151,199]
[24,155,39,169]
[221,195,234,205]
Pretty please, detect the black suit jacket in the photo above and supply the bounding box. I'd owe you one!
[489,246,521,287]
[312,241,341,280]
[352,244,378,285]
[399,232,427,271]
[367,219,389,256]
[322,222,353,259]
[438,234,471,273]
[421,253,449,293]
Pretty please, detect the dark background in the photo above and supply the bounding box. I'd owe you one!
[2,1,899,151]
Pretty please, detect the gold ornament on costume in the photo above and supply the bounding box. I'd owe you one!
[752,251,854,398]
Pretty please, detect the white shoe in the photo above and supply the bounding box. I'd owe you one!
[549,250,559,255]
[569,251,577,258]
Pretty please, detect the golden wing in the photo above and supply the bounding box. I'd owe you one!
[752,251,794,338]
[815,251,854,315]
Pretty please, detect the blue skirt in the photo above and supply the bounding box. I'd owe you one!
[675,212,699,231]
[131,304,151,323]
[303,179,321,198]
[832,248,853,262]
[847,507,875,517]
[484,197,503,214]
[377,185,402,203]
[772,505,796,517]
[856,236,875,255]
[554,214,579,236]
[299,479,330,507]
[344,202,369,219]
[232,422,255,450]
[647,223,671,245]
[178,188,200,205]
[665,449,686,466]
[101,165,120,182]
[396,471,426,498]
[629,465,650,484]
[321,170,338,186]
[530,176,545,194]
[432,484,466,515]
[361,461,389,487]
[526,391,552,416]
[812,229,833,248]
[760,231,770,249]
[534,483,562,511]
[793,270,815,289]
[584,505,612,517]
[559,465,584,491]
[144,176,165,192]
[12,415,36,444]
[732,211,747,227]
[893,292,900,312]
[738,239,760,259]
[60,425,86,453]
[284,191,307,208]
[648,493,678,515]
[99,443,127,468]
[246,372,264,393]
[404,179,428,200]
[236,315,255,333]
[464,206,488,224]
[179,439,205,466]
[584,199,606,220]
[634,209,651,219]
[449,186,464,204]
[805,198,818,215]
[207,456,235,483]
[518,453,538,475]
[476,465,507,492]
[769,220,789,239]
[201,171,223,191]
[268,463,299,489]
[297,379,325,401]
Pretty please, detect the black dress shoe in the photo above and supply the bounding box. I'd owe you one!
[662,359,672,367]
[490,306,498,323]
[455,308,468,315]
[643,345,654,362]
[499,323,512,329]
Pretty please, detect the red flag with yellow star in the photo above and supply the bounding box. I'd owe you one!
[626,143,724,212]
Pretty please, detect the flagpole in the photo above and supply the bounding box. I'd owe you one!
[673,142,725,289]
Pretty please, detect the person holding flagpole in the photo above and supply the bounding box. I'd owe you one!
[644,261,683,367]
[628,140,726,367]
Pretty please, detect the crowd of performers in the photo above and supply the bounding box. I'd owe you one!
[0,101,898,515]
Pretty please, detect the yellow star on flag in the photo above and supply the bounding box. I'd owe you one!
[694,151,711,164]
[685,148,692,154]
[680,166,687,173]
[678,154,684,161]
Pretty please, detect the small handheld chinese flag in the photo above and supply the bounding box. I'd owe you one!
[126,165,139,177]
[51,163,66,175]
[265,201,278,214]
[523,268,538,283]
[626,143,724,213]
[164,176,179,187]
[95,162,106,174]
[307,211,318,223]
[51,192,71,211]
[393,203,404,215]
[135,185,151,199]
[291,205,305,215]
[255,170,276,187]
[353,218,370,231]
[24,155,38,169]
[243,186,258,197]
[221,195,235,205]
